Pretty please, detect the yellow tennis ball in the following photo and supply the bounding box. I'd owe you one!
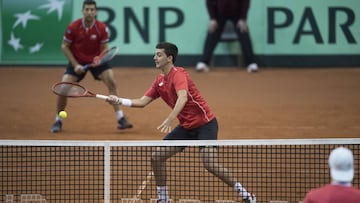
[59,111,67,119]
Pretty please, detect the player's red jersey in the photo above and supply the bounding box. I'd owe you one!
[63,18,109,64]
[303,184,360,203]
[145,67,215,129]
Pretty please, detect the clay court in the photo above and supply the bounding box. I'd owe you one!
[1,66,360,203]
[0,66,359,140]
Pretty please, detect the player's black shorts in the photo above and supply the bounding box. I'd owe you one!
[164,118,218,141]
[64,62,111,82]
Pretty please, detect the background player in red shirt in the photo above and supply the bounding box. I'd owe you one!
[50,0,132,133]
[303,147,360,203]
[106,42,256,203]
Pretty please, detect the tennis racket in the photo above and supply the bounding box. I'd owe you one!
[82,46,119,71]
[52,82,108,100]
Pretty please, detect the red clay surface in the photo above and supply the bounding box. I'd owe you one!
[0,67,359,140]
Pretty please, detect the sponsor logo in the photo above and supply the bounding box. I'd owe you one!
[2,0,72,61]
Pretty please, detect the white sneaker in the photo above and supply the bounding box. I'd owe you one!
[247,63,258,73]
[243,193,257,203]
[195,62,210,72]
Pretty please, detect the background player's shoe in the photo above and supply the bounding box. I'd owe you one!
[247,63,259,73]
[243,193,256,203]
[50,120,62,133]
[156,199,170,203]
[195,62,210,72]
[117,117,133,129]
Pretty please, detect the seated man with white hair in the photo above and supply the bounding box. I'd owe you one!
[303,147,360,203]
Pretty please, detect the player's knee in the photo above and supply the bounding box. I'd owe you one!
[105,81,117,93]
[108,79,117,88]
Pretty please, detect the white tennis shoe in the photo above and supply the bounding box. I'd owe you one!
[247,63,259,73]
[243,193,257,203]
[195,62,210,72]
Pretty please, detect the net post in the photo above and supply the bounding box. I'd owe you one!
[104,143,111,203]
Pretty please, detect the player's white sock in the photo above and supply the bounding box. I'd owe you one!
[55,115,61,121]
[157,186,169,200]
[234,182,250,199]
[116,110,124,120]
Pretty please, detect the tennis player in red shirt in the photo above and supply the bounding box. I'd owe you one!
[106,42,256,203]
[303,147,360,203]
[50,0,132,133]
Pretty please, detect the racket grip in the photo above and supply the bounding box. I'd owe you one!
[96,94,109,100]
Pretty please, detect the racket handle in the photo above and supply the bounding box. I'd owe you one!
[96,94,109,100]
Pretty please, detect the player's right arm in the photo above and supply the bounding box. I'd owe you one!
[130,96,153,107]
[61,41,84,74]
[106,95,153,108]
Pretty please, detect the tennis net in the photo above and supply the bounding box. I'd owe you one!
[1,139,359,203]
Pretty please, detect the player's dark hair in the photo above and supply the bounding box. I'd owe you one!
[156,42,178,64]
[83,0,97,9]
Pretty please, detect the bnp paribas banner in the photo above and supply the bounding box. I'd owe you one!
[1,0,359,65]
[72,0,360,55]
[1,0,72,64]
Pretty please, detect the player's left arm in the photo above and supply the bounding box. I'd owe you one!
[157,89,188,133]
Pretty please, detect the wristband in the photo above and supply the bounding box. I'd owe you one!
[121,98,132,107]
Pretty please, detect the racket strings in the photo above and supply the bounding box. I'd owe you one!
[53,83,87,97]
[99,47,118,63]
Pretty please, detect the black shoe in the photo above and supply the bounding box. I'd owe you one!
[50,120,62,133]
[157,200,170,203]
[117,117,133,129]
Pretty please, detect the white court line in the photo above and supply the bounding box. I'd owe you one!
[232,125,327,130]
[121,198,142,203]
[179,199,201,203]
[233,125,360,130]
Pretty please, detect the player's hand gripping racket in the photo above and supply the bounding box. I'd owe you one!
[52,82,109,100]
[82,46,119,71]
